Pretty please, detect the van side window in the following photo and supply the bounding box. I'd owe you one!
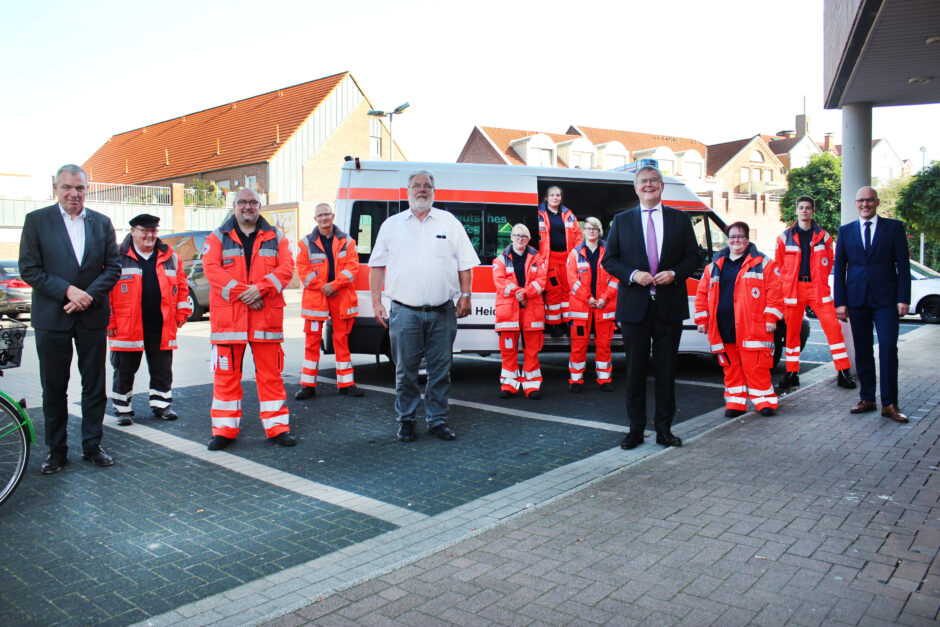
[350,201,390,262]
[436,202,537,263]
[707,216,729,256]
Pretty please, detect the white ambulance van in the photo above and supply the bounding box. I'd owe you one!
[330,160,806,366]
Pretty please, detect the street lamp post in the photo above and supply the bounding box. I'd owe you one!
[367,102,410,160]
[920,146,927,263]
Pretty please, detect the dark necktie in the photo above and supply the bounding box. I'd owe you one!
[864,221,871,250]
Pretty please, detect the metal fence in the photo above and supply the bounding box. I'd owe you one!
[86,182,170,205]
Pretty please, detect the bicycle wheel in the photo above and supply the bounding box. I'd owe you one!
[0,396,29,506]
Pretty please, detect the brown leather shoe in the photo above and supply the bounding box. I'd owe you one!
[850,399,877,414]
[881,404,909,423]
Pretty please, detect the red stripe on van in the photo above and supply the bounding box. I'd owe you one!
[354,265,496,292]
[338,188,539,204]
[668,200,710,210]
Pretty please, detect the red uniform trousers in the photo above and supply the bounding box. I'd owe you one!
[721,343,777,412]
[301,297,355,389]
[784,282,850,373]
[499,331,544,396]
[211,342,290,439]
[544,250,571,324]
[568,314,615,385]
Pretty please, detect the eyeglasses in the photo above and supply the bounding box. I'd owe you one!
[511,234,529,239]
[584,227,600,232]
[728,235,748,240]
[855,198,877,204]
[134,227,158,235]
[409,183,434,190]
[236,200,260,208]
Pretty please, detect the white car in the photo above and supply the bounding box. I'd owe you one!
[910,259,940,324]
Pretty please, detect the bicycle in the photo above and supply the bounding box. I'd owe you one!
[0,317,33,506]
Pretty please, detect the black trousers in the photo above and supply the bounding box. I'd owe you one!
[621,298,682,437]
[35,321,108,454]
[110,329,174,416]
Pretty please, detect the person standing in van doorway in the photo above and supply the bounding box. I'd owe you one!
[369,170,480,443]
[602,165,700,450]
[108,214,191,425]
[295,203,364,400]
[774,196,855,391]
[537,186,582,337]
[203,188,297,451]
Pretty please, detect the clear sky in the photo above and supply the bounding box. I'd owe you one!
[2,0,937,196]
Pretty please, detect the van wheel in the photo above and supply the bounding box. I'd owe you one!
[920,296,940,324]
[187,289,204,321]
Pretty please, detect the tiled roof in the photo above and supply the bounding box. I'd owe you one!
[478,126,583,166]
[570,125,706,155]
[767,136,802,155]
[705,137,754,176]
[83,72,349,183]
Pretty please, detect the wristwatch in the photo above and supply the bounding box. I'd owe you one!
[460,293,472,299]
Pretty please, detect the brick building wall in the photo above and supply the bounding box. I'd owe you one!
[701,191,787,254]
[456,128,507,164]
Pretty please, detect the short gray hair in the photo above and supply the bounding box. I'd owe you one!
[407,170,435,188]
[511,223,531,238]
[56,164,88,184]
[314,202,333,216]
[635,164,663,182]
[583,216,604,236]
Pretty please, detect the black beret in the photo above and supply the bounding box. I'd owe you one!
[129,214,160,228]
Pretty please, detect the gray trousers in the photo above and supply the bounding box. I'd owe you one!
[389,301,457,427]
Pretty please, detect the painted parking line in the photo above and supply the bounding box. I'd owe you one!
[75,402,429,527]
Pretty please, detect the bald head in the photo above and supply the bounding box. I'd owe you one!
[855,186,879,220]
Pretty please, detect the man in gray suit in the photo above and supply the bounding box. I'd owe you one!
[19,164,121,474]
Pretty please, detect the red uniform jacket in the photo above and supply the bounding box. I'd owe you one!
[492,245,548,333]
[774,222,835,307]
[566,241,618,325]
[537,204,582,258]
[297,228,359,321]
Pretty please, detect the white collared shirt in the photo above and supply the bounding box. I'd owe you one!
[59,203,86,264]
[859,214,879,247]
[369,207,481,306]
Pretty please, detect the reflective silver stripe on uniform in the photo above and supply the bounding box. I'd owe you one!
[260,416,289,430]
[693,310,708,320]
[725,397,747,404]
[302,308,329,317]
[546,302,564,311]
[176,301,189,310]
[258,248,278,258]
[346,306,358,315]
[336,361,353,370]
[222,248,243,257]
[531,281,543,294]
[711,343,725,351]
[110,339,145,349]
[301,374,318,384]
[821,295,833,303]
[608,280,618,289]
[303,360,319,369]
[337,249,347,258]
[304,273,316,287]
[601,311,616,320]
[164,269,177,277]
[597,371,611,380]
[568,311,589,319]
[569,372,583,381]
[494,321,517,331]
[341,269,354,281]
[211,331,248,341]
[336,373,355,383]
[786,245,799,252]
[523,368,541,379]
[530,321,545,329]
[814,244,826,251]
[521,380,541,390]
[765,307,783,319]
[121,268,142,276]
[741,340,773,349]
[750,386,776,397]
[212,399,241,411]
[167,340,178,348]
[500,368,518,379]
[212,417,239,428]
[110,390,132,401]
[253,331,283,340]
[569,360,586,370]
[725,385,747,394]
[742,271,763,280]
[259,399,286,413]
[571,280,581,294]
[265,273,284,293]
[783,297,797,305]
[308,253,327,262]
[222,279,238,301]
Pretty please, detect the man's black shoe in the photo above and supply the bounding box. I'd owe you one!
[778,372,799,389]
[41,452,68,475]
[295,386,316,400]
[725,408,745,418]
[499,389,515,398]
[759,408,776,416]
[528,390,541,399]
[272,432,297,447]
[428,423,457,441]
[116,415,133,426]
[154,408,178,421]
[338,384,364,397]
[569,383,583,393]
[655,433,683,447]
[837,369,857,389]
[599,382,613,392]
[207,435,234,451]
[620,433,644,450]
[82,445,114,467]
[397,421,416,442]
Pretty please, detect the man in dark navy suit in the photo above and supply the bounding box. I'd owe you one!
[834,186,911,423]
[19,164,121,473]
[602,165,700,450]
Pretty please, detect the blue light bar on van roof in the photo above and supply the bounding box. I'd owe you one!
[609,158,660,172]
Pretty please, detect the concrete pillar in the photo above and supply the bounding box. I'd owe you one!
[840,103,872,224]
[838,103,872,376]
[171,183,185,232]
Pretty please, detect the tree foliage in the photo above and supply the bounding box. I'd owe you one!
[896,161,940,241]
[780,153,842,234]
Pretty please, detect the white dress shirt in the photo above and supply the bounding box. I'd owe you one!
[859,214,878,247]
[369,207,481,306]
[59,203,86,265]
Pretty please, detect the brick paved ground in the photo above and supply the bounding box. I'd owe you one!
[272,325,940,626]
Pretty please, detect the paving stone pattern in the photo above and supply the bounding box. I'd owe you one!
[0,416,395,626]
[276,326,940,626]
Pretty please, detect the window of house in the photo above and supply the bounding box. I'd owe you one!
[529,148,554,167]
[741,168,750,183]
[570,151,593,169]
[216,180,231,192]
[684,162,702,178]
[245,175,257,190]
[370,118,383,159]
[605,154,627,169]
[750,151,765,162]
[658,159,674,174]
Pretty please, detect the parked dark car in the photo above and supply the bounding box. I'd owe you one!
[159,232,211,321]
[0,261,32,319]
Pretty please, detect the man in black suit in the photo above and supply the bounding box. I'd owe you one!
[602,165,700,450]
[834,186,911,423]
[19,164,121,473]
